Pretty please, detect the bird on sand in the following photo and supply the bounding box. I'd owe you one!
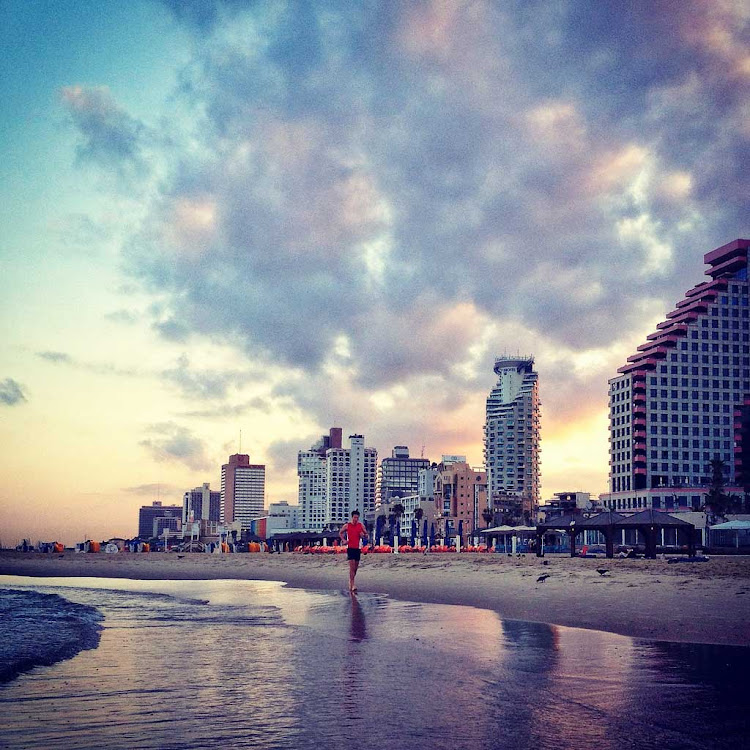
[536,573,551,583]
[177,554,185,559]
[596,568,609,576]
[542,560,550,566]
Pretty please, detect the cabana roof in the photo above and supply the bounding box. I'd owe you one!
[614,509,694,527]
[537,513,626,530]
[709,520,750,530]
[479,525,537,534]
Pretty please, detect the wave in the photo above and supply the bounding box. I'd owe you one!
[0,589,103,684]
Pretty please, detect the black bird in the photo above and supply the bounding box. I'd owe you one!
[536,574,550,583]
[596,568,609,576]
[543,560,550,566]
[177,554,185,559]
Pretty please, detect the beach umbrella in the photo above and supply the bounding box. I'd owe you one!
[421,520,428,547]
[458,520,464,543]
[411,520,417,546]
[429,523,435,549]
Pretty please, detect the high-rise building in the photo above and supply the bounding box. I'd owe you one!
[221,454,265,527]
[183,483,221,523]
[325,434,377,526]
[604,238,750,513]
[298,427,342,529]
[297,428,376,529]
[377,446,430,509]
[484,356,541,511]
[137,501,182,540]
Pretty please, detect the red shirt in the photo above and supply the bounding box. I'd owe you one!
[342,521,367,548]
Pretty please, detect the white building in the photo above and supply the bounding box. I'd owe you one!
[484,356,541,507]
[267,501,300,529]
[298,445,328,530]
[298,428,377,530]
[326,434,377,526]
[606,238,750,513]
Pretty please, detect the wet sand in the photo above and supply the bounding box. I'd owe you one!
[1,550,749,646]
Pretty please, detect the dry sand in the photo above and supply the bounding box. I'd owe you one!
[2,550,749,646]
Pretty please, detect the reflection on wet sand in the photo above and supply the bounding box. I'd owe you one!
[349,593,367,642]
[0,577,747,750]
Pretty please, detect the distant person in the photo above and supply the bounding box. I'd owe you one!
[340,510,369,593]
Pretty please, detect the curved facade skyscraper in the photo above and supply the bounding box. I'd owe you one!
[484,356,541,510]
[605,238,750,513]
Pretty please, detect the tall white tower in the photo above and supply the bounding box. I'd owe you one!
[484,356,541,508]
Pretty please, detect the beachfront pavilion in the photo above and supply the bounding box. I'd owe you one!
[707,520,750,550]
[615,509,697,558]
[536,512,624,558]
[478,525,537,552]
[536,510,696,559]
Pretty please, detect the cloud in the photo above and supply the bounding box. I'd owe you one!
[122,483,183,496]
[139,422,212,471]
[35,350,138,378]
[37,351,73,364]
[0,378,27,406]
[72,2,749,482]
[60,85,149,177]
[161,354,254,400]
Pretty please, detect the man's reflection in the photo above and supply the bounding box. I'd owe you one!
[349,593,367,642]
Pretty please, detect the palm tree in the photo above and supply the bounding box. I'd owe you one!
[706,457,730,521]
[414,507,424,523]
[481,507,494,528]
[392,503,405,541]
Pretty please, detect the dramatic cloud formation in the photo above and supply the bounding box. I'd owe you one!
[139,422,213,471]
[60,0,749,477]
[0,378,27,406]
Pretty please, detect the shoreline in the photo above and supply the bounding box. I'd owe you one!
[1,550,749,647]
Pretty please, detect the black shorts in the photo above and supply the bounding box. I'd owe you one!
[346,548,361,561]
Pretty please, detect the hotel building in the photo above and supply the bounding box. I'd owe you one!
[297,428,377,529]
[325,434,377,526]
[137,501,183,540]
[484,356,541,512]
[604,238,750,512]
[183,483,221,523]
[377,446,431,509]
[220,454,266,527]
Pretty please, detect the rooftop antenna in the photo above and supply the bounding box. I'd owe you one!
[421,441,425,458]
[239,429,242,454]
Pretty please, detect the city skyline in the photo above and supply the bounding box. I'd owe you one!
[1,2,748,544]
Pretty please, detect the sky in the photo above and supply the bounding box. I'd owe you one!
[1,0,748,545]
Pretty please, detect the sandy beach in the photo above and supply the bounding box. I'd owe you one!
[2,550,749,647]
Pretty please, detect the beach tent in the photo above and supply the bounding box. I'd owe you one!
[614,509,696,558]
[536,510,696,558]
[479,525,536,551]
[707,520,750,549]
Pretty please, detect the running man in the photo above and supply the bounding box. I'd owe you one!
[340,510,368,593]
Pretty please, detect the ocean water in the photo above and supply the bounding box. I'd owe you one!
[0,576,747,750]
